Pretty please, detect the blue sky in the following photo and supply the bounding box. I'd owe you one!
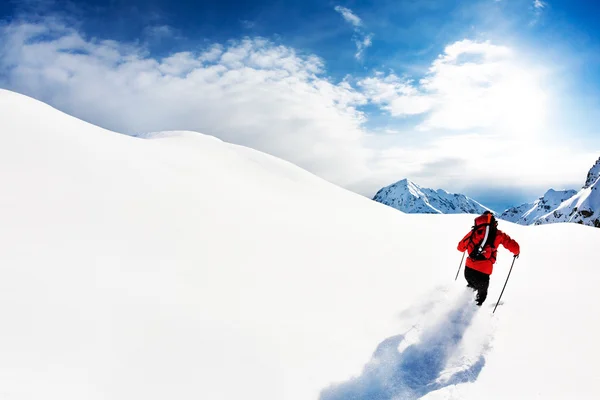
[1,0,599,211]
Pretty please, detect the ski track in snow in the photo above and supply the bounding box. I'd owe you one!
[320,287,494,400]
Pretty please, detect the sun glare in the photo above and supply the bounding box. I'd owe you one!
[492,65,549,138]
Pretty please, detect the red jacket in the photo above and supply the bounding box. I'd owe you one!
[457,229,520,275]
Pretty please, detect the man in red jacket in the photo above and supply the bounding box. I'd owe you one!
[457,211,520,306]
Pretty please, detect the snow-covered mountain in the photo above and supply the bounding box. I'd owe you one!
[500,189,578,225]
[1,88,600,400]
[500,157,600,228]
[535,157,600,227]
[372,178,493,215]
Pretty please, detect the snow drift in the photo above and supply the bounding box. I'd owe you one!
[1,89,599,400]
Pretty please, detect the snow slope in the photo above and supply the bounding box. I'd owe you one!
[500,188,577,224]
[373,178,493,215]
[1,89,600,400]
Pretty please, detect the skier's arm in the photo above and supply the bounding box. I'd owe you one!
[500,231,520,256]
[457,232,471,252]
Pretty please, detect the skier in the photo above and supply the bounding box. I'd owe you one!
[457,211,520,306]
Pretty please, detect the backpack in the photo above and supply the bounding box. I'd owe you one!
[468,211,498,261]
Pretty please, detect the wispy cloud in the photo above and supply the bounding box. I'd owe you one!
[241,20,256,29]
[334,6,362,27]
[531,0,547,25]
[355,34,373,60]
[334,5,373,60]
[143,24,178,40]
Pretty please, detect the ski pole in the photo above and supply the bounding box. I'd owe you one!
[493,255,518,313]
[455,252,465,281]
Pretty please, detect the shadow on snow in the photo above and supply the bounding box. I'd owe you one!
[320,300,485,400]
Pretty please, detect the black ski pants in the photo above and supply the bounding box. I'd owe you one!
[464,266,490,306]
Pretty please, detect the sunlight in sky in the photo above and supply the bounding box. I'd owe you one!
[497,71,548,137]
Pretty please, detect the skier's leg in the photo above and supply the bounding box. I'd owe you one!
[464,267,473,286]
[464,267,478,295]
[474,273,490,305]
[465,267,490,305]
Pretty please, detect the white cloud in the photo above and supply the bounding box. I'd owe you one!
[334,6,362,27]
[359,40,549,137]
[358,74,435,116]
[355,34,373,60]
[531,0,547,25]
[334,6,373,60]
[0,19,372,189]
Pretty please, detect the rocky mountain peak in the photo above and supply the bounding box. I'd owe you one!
[583,157,600,189]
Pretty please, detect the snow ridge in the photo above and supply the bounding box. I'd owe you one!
[372,179,492,215]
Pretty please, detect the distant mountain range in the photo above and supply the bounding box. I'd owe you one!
[372,157,600,228]
[372,179,491,215]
